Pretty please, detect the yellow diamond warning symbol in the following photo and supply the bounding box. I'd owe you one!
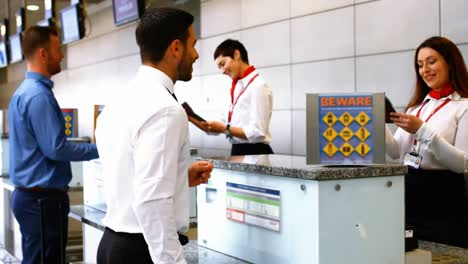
[356,112,370,126]
[339,112,354,126]
[339,127,354,141]
[323,143,338,157]
[65,129,72,136]
[339,142,354,157]
[64,116,72,122]
[65,123,72,129]
[322,112,337,126]
[356,127,370,141]
[356,142,371,157]
[322,127,338,141]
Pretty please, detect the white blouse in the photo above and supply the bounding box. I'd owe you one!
[386,92,468,174]
[96,66,190,264]
[225,69,273,144]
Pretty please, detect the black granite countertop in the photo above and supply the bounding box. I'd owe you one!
[198,154,407,181]
[69,205,249,264]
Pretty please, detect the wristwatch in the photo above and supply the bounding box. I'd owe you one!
[224,124,232,138]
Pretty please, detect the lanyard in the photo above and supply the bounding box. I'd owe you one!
[227,74,259,124]
[412,98,451,146]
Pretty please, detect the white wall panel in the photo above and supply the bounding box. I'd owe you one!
[257,66,291,110]
[292,58,355,109]
[291,110,306,156]
[241,0,289,28]
[441,0,468,44]
[269,110,291,154]
[175,77,203,109]
[356,0,439,55]
[291,7,354,63]
[200,74,231,114]
[201,0,241,37]
[291,0,353,17]
[356,51,415,108]
[460,45,468,65]
[241,21,290,67]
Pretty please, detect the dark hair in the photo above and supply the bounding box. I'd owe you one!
[136,8,194,63]
[21,26,58,60]
[406,36,468,111]
[213,39,249,64]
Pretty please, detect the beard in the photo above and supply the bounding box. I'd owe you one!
[47,62,61,76]
[177,51,193,82]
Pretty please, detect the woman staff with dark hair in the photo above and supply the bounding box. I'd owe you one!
[386,36,468,247]
[188,39,274,155]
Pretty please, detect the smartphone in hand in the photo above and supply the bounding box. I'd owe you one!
[385,96,397,123]
[182,102,206,122]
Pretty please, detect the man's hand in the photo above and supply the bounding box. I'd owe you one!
[207,121,226,134]
[188,160,213,187]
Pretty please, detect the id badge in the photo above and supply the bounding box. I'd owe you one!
[404,152,423,169]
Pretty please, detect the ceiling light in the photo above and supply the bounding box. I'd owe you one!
[26,5,40,11]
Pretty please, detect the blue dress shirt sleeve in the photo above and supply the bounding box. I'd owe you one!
[28,94,99,161]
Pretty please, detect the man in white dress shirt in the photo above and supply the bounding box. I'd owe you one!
[95,8,212,264]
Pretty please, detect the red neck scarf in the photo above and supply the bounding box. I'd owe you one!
[429,83,454,99]
[230,66,255,103]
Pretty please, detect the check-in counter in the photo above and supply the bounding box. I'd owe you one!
[197,154,407,264]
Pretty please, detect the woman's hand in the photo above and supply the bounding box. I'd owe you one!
[390,112,424,134]
[207,121,226,134]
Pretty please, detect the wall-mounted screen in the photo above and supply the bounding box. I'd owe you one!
[9,34,23,64]
[37,18,55,27]
[112,0,144,26]
[0,41,8,67]
[59,4,85,44]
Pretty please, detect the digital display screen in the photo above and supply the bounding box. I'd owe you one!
[9,34,23,63]
[0,41,8,67]
[60,5,81,44]
[113,0,141,26]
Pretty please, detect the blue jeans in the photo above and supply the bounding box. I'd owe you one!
[11,188,69,264]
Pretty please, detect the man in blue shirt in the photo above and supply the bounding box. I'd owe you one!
[8,26,99,264]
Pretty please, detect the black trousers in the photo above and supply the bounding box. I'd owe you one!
[406,168,468,247]
[231,143,274,156]
[97,227,153,264]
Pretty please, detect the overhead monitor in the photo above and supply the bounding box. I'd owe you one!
[37,18,55,27]
[112,0,145,26]
[16,8,25,33]
[9,34,23,64]
[0,41,8,67]
[45,0,55,19]
[0,19,9,41]
[59,4,85,44]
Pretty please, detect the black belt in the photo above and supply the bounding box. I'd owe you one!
[231,143,274,156]
[17,186,68,193]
